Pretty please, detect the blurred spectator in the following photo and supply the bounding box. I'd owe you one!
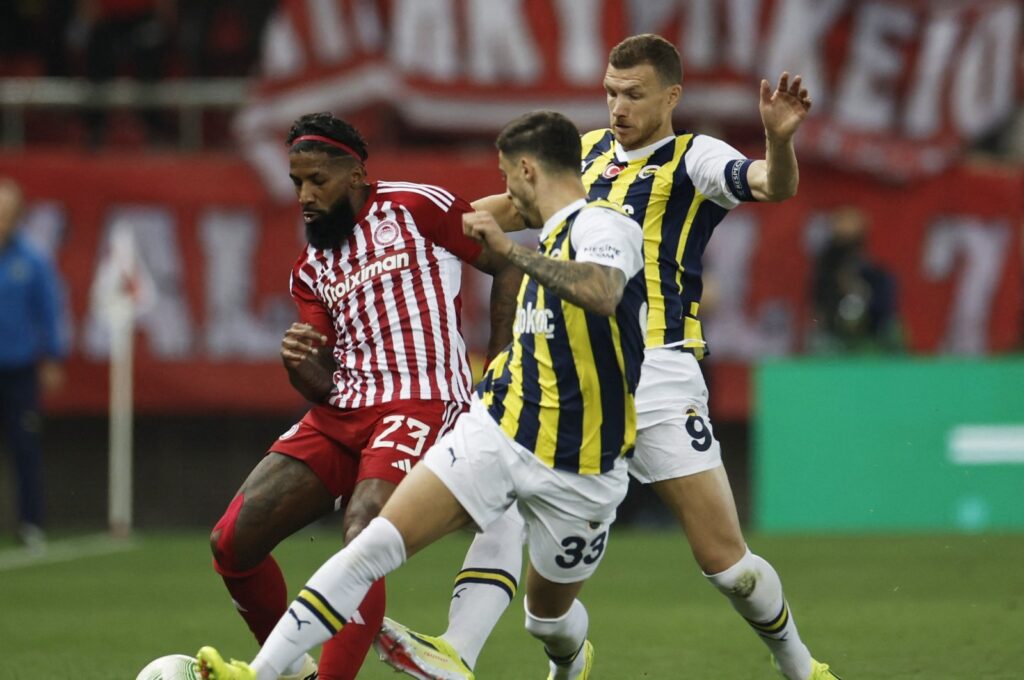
[0,0,75,76]
[177,0,275,77]
[70,0,176,145]
[809,206,903,353]
[0,178,69,549]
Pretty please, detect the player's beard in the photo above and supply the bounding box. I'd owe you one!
[305,198,358,250]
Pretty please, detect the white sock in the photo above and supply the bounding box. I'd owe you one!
[705,549,812,680]
[443,504,525,668]
[280,653,311,677]
[250,517,407,680]
[524,598,589,680]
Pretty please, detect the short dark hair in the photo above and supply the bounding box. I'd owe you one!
[286,112,369,162]
[496,111,581,175]
[609,34,682,85]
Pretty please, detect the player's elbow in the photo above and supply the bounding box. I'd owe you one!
[591,291,621,317]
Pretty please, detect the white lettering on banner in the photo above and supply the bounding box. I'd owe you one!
[514,302,556,340]
[625,0,677,37]
[322,252,411,307]
[554,0,603,85]
[904,13,960,139]
[921,217,1011,355]
[84,207,194,359]
[952,3,1020,139]
[262,11,305,80]
[834,3,917,132]
[309,0,350,63]
[466,0,540,83]
[199,209,289,359]
[352,0,385,50]
[684,0,716,70]
[243,0,1024,186]
[763,0,846,109]
[724,0,759,72]
[392,0,457,80]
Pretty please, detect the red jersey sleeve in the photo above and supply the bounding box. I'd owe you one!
[289,256,336,346]
[411,190,483,263]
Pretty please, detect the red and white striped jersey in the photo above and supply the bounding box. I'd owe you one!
[289,180,482,409]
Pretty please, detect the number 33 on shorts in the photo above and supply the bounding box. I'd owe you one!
[555,529,608,569]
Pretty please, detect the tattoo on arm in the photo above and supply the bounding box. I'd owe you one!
[505,243,625,316]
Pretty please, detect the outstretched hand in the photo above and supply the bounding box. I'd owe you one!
[759,72,812,143]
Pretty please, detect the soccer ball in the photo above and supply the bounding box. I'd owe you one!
[135,654,201,680]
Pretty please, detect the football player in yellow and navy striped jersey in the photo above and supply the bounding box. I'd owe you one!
[196,111,644,680]
[477,191,645,475]
[374,35,842,680]
[580,126,722,356]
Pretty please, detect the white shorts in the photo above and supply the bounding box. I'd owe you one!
[423,398,629,583]
[630,347,723,484]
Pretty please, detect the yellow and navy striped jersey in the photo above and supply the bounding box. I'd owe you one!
[477,200,645,475]
[581,129,748,356]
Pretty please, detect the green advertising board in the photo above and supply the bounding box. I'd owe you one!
[754,358,1024,532]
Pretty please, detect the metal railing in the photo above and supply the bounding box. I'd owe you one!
[0,77,251,149]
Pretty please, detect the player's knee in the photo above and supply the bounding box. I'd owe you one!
[208,527,222,560]
[343,508,378,544]
[343,484,392,544]
[705,549,763,599]
[523,609,561,639]
[523,598,581,640]
[210,493,266,572]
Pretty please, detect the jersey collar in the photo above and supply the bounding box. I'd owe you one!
[540,198,588,241]
[613,133,676,163]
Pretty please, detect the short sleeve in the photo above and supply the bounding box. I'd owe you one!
[569,207,644,279]
[409,191,483,264]
[289,262,335,346]
[685,135,752,209]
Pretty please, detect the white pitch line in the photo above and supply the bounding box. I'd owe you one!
[0,533,137,572]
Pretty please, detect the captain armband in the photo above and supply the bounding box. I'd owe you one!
[724,159,756,202]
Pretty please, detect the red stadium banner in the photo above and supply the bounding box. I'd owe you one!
[0,152,1020,417]
[239,0,1024,196]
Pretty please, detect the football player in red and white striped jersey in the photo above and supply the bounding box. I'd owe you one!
[208,112,520,680]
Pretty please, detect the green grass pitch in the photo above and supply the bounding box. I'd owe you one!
[1,529,1021,678]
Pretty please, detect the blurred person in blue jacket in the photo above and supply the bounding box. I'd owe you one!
[0,178,69,549]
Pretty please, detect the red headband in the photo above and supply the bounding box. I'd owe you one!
[290,134,363,161]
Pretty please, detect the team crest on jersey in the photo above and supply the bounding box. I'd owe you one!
[372,219,400,248]
[601,164,624,179]
[639,164,661,179]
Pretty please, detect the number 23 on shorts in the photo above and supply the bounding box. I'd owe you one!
[372,414,433,457]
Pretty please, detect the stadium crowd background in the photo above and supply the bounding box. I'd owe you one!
[1,0,1023,537]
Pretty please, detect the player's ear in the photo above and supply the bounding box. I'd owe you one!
[666,83,682,108]
[349,162,367,185]
[520,155,536,182]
